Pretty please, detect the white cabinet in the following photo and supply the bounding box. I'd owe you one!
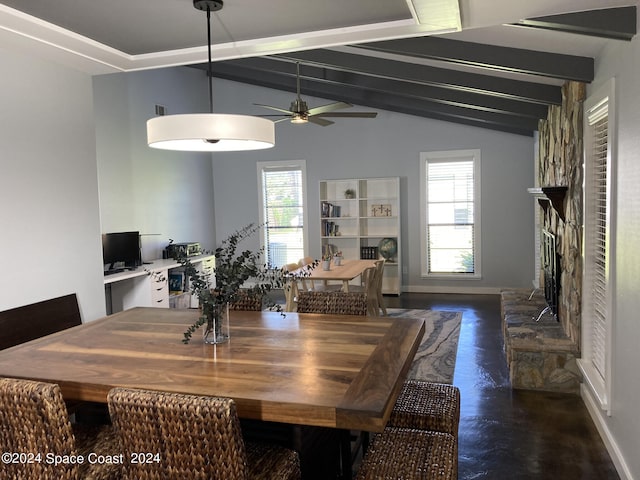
[150,273,169,308]
[105,255,215,313]
[320,177,401,295]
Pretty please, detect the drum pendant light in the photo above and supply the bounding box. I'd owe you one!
[147,0,275,152]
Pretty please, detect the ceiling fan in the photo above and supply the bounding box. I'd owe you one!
[254,62,378,126]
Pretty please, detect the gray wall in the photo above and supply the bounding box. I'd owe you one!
[93,68,216,261]
[583,24,640,480]
[209,78,535,292]
[0,48,105,321]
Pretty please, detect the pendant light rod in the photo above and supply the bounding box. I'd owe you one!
[206,4,213,113]
[147,0,275,152]
[194,0,223,114]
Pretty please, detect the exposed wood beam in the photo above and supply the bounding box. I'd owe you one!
[214,57,548,120]
[513,6,636,42]
[352,36,594,83]
[208,60,538,136]
[273,49,561,105]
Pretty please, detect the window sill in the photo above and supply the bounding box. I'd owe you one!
[421,273,482,280]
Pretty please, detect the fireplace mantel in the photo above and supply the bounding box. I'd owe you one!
[528,186,568,222]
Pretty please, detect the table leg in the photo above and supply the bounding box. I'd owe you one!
[339,429,353,480]
[343,280,350,293]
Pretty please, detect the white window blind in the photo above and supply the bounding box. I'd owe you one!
[420,150,481,277]
[585,111,608,378]
[580,78,615,413]
[259,164,305,268]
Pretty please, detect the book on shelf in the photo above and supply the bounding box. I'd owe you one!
[360,246,379,259]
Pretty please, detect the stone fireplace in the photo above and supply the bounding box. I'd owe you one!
[501,82,585,394]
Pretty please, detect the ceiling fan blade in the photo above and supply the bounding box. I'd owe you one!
[315,112,378,118]
[253,103,293,114]
[308,116,334,127]
[307,102,353,116]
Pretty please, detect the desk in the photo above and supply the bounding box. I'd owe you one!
[103,255,214,312]
[0,307,423,433]
[300,259,376,292]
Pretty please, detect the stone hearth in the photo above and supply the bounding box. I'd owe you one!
[501,289,581,394]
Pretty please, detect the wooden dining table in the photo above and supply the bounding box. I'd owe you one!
[296,258,376,292]
[0,307,423,430]
[0,307,423,479]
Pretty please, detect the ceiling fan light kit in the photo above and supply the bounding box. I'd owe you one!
[255,62,378,127]
[146,0,275,152]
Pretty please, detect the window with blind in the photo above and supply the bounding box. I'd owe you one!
[579,79,616,414]
[420,149,481,277]
[257,161,307,268]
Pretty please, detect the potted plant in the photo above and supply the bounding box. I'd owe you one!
[177,223,315,344]
[334,251,343,266]
[321,253,332,271]
[344,188,356,199]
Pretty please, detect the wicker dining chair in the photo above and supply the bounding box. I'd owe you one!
[296,291,367,315]
[388,380,461,478]
[107,387,301,480]
[355,427,457,480]
[230,289,264,311]
[389,380,461,435]
[0,377,121,480]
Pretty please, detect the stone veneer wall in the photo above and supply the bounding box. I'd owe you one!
[536,82,585,347]
[500,82,585,394]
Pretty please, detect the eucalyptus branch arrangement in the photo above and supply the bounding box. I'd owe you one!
[178,223,316,343]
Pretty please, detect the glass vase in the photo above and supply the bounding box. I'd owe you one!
[202,303,230,344]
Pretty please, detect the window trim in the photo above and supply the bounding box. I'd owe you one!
[420,149,482,279]
[578,78,617,415]
[257,160,309,266]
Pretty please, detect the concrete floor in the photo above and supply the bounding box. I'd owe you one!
[384,293,619,480]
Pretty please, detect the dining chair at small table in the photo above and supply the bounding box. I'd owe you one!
[283,262,302,311]
[297,257,316,291]
[107,387,301,480]
[350,260,387,316]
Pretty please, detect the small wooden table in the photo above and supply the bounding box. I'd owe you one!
[299,258,376,292]
[0,307,423,433]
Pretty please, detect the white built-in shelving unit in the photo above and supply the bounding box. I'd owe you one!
[320,177,401,295]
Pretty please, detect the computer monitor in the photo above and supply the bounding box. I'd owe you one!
[102,231,141,272]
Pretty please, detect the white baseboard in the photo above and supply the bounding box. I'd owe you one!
[581,384,634,480]
[403,285,503,295]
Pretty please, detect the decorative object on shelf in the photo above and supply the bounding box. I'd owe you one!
[168,272,185,294]
[378,238,398,261]
[334,251,343,266]
[344,188,356,199]
[177,223,315,344]
[146,1,274,152]
[371,204,392,217]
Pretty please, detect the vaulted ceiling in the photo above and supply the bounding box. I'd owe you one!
[1,1,636,136]
[203,6,635,136]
